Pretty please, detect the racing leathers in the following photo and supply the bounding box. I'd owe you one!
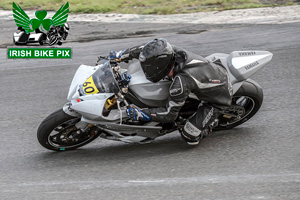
[121,45,233,143]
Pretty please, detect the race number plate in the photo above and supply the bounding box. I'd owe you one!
[82,76,99,94]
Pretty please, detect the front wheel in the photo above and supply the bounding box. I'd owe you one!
[48,34,57,46]
[37,109,101,151]
[215,79,263,130]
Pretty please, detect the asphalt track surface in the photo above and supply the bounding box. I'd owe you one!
[0,21,299,199]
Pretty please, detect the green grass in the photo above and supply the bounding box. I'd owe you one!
[0,0,296,14]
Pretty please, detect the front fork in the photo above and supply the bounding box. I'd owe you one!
[62,102,90,133]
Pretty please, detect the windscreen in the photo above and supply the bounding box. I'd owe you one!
[81,61,120,95]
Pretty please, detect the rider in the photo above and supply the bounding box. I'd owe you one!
[111,38,232,145]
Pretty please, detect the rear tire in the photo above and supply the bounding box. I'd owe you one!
[37,109,101,151]
[215,79,263,130]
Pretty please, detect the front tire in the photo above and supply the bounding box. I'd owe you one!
[14,38,24,45]
[215,79,263,130]
[37,109,101,151]
[48,35,57,46]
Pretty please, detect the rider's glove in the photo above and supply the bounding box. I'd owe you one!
[126,107,151,122]
[109,49,129,62]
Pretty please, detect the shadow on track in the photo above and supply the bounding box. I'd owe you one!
[33,127,257,166]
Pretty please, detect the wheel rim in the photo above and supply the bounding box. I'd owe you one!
[47,118,98,149]
[218,96,256,127]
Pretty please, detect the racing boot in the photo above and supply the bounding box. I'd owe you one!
[181,119,219,145]
[180,104,220,145]
[180,121,204,145]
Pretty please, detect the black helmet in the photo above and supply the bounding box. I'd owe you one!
[139,38,175,82]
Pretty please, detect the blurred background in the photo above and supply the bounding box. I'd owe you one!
[1,0,299,14]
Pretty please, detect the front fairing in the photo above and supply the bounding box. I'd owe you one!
[66,61,123,121]
[67,65,99,101]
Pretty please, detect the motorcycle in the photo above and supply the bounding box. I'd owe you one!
[47,24,69,46]
[37,50,273,151]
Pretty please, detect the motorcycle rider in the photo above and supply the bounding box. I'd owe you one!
[110,38,232,145]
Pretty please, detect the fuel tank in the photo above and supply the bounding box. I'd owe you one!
[127,61,171,107]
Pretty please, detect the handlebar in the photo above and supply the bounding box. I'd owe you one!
[96,56,108,64]
[96,54,130,66]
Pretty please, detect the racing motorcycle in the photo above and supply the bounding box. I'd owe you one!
[47,23,69,46]
[37,50,273,151]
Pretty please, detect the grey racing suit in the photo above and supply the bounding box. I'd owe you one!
[124,45,233,140]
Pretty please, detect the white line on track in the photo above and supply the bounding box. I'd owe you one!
[1,173,300,193]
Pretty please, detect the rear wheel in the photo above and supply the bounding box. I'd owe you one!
[215,79,263,130]
[37,109,101,151]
